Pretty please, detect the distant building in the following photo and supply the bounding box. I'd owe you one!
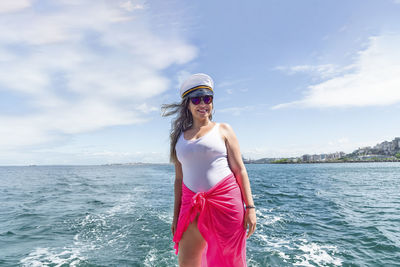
[372,137,400,155]
[395,138,400,149]
[302,154,311,162]
[300,151,346,162]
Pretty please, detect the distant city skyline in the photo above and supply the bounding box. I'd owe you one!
[245,136,400,161]
[1,0,400,165]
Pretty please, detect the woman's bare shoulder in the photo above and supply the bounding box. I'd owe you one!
[219,122,234,132]
[218,122,235,142]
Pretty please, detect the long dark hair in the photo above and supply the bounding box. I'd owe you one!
[161,97,213,164]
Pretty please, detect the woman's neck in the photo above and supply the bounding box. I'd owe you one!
[192,118,211,129]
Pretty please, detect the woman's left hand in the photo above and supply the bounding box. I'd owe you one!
[244,208,257,238]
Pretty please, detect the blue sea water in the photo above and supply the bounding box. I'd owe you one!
[0,163,399,266]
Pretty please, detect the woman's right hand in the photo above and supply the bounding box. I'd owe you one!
[171,217,178,236]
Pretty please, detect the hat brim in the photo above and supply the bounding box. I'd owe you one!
[186,88,214,98]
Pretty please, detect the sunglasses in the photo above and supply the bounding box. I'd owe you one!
[190,95,213,105]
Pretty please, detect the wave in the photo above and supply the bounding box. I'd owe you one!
[20,247,86,267]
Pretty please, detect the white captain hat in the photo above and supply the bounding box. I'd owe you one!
[180,73,214,98]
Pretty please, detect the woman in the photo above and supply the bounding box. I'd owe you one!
[161,73,256,267]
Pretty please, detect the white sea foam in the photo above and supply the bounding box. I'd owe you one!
[20,247,85,267]
[265,215,283,225]
[156,211,173,224]
[255,232,292,250]
[73,215,129,251]
[247,256,262,267]
[293,239,342,266]
[256,207,283,226]
[19,194,136,267]
[143,248,158,267]
[253,232,342,266]
[252,204,343,266]
[278,251,291,260]
[105,193,136,215]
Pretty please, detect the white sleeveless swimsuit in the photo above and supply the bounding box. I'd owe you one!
[175,122,233,193]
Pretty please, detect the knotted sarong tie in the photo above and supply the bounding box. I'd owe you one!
[191,192,206,213]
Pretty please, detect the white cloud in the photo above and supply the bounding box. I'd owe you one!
[119,1,145,12]
[0,0,32,13]
[176,70,191,86]
[218,105,255,116]
[216,78,250,96]
[0,0,197,152]
[217,78,250,88]
[274,64,355,80]
[272,34,400,109]
[135,103,159,114]
[225,89,233,94]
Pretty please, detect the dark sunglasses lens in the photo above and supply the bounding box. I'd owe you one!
[191,97,201,105]
[203,96,212,104]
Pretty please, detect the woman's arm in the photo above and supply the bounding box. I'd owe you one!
[171,160,183,236]
[220,123,257,238]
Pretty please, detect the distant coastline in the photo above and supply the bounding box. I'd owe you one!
[7,137,400,166]
[243,137,400,164]
[100,162,162,166]
[243,158,400,164]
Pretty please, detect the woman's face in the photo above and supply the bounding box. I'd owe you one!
[187,95,213,120]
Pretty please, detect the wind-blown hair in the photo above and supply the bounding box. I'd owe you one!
[161,97,213,164]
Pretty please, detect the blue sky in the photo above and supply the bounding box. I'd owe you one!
[1,0,400,165]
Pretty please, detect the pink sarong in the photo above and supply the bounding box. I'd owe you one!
[173,172,247,267]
